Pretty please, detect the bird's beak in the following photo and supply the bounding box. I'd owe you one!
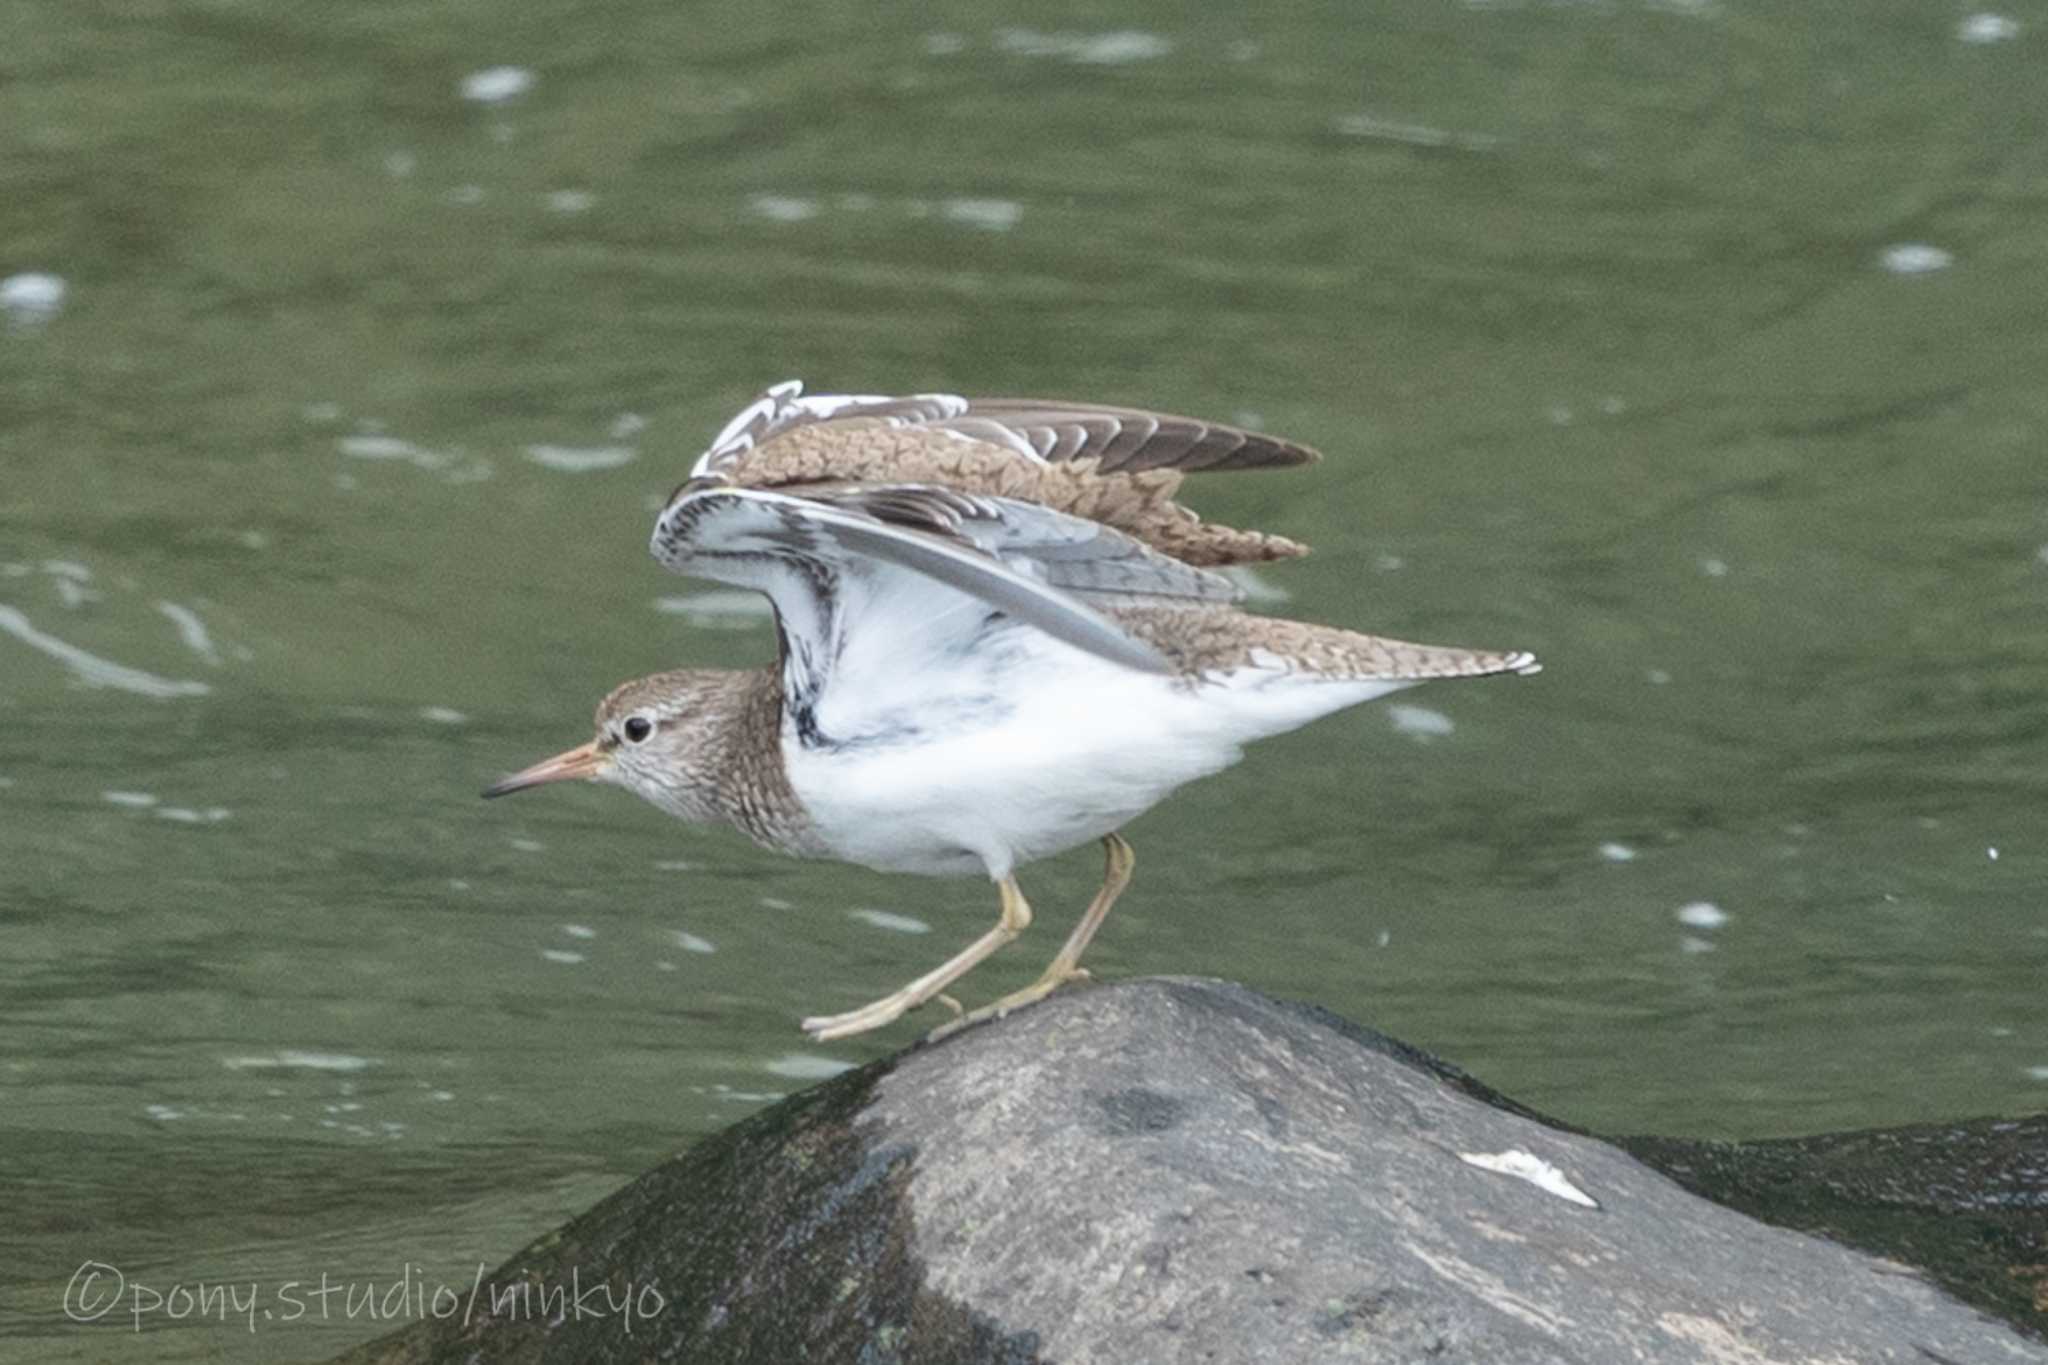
[481,740,607,799]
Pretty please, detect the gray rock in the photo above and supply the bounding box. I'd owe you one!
[339,978,2047,1364]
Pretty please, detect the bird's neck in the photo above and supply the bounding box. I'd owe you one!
[656,667,815,853]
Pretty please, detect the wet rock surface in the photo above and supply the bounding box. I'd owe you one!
[338,977,2048,1364]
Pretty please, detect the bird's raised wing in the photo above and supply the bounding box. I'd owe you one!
[651,482,1228,742]
[691,380,1319,481]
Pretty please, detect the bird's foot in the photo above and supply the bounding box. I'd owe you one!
[923,965,1092,1044]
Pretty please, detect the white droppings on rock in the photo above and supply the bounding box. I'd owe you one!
[750,194,818,223]
[850,909,932,935]
[1458,1150,1599,1208]
[525,444,636,472]
[1880,243,1952,275]
[1957,13,2020,43]
[1598,842,1637,863]
[1387,704,1454,740]
[1676,901,1728,929]
[461,66,535,104]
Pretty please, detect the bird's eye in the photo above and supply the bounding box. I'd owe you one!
[622,716,654,744]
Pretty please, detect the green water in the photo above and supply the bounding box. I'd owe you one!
[4,2,2046,1359]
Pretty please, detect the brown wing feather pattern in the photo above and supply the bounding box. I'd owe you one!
[729,422,1307,568]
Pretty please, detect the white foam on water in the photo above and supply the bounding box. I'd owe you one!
[302,401,343,423]
[1333,114,1497,152]
[750,194,818,223]
[1,271,66,325]
[540,948,585,965]
[654,590,773,629]
[1598,842,1637,862]
[766,1053,856,1080]
[156,601,222,665]
[1987,846,2001,861]
[759,896,794,911]
[0,605,212,699]
[849,909,932,935]
[546,189,595,214]
[1698,556,1729,577]
[1957,13,2020,43]
[670,930,717,954]
[1458,1149,1599,1208]
[103,790,158,808]
[610,412,647,439]
[1219,565,1291,603]
[1679,935,1717,955]
[144,1104,186,1121]
[1645,668,1672,685]
[524,443,636,472]
[923,32,966,55]
[222,1050,375,1072]
[461,66,535,104]
[337,434,449,469]
[447,184,487,206]
[1880,243,1952,275]
[943,198,1022,231]
[561,923,597,939]
[995,28,1172,63]
[384,151,417,178]
[654,859,696,872]
[508,837,545,852]
[1387,704,1454,740]
[52,578,99,608]
[420,705,467,724]
[1676,901,1728,929]
[2027,1065,2048,1082]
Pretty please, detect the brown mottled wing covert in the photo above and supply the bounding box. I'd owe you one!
[932,400,1320,473]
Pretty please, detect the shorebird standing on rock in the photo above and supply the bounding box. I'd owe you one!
[486,381,1539,1042]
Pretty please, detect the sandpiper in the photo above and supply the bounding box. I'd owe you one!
[486,381,1538,1041]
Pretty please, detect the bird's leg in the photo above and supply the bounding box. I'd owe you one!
[801,877,1032,1042]
[926,833,1133,1043]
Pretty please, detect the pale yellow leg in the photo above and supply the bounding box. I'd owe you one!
[801,878,1032,1042]
[927,834,1134,1043]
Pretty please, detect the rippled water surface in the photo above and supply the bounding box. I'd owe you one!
[4,2,2046,1359]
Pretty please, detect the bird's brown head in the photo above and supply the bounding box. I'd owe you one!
[481,671,713,803]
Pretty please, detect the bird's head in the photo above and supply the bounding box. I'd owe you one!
[482,671,724,816]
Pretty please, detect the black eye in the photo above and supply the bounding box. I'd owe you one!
[622,716,653,744]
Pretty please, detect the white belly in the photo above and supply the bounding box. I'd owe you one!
[782,638,1408,879]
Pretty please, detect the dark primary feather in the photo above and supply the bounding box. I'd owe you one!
[690,381,1320,481]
